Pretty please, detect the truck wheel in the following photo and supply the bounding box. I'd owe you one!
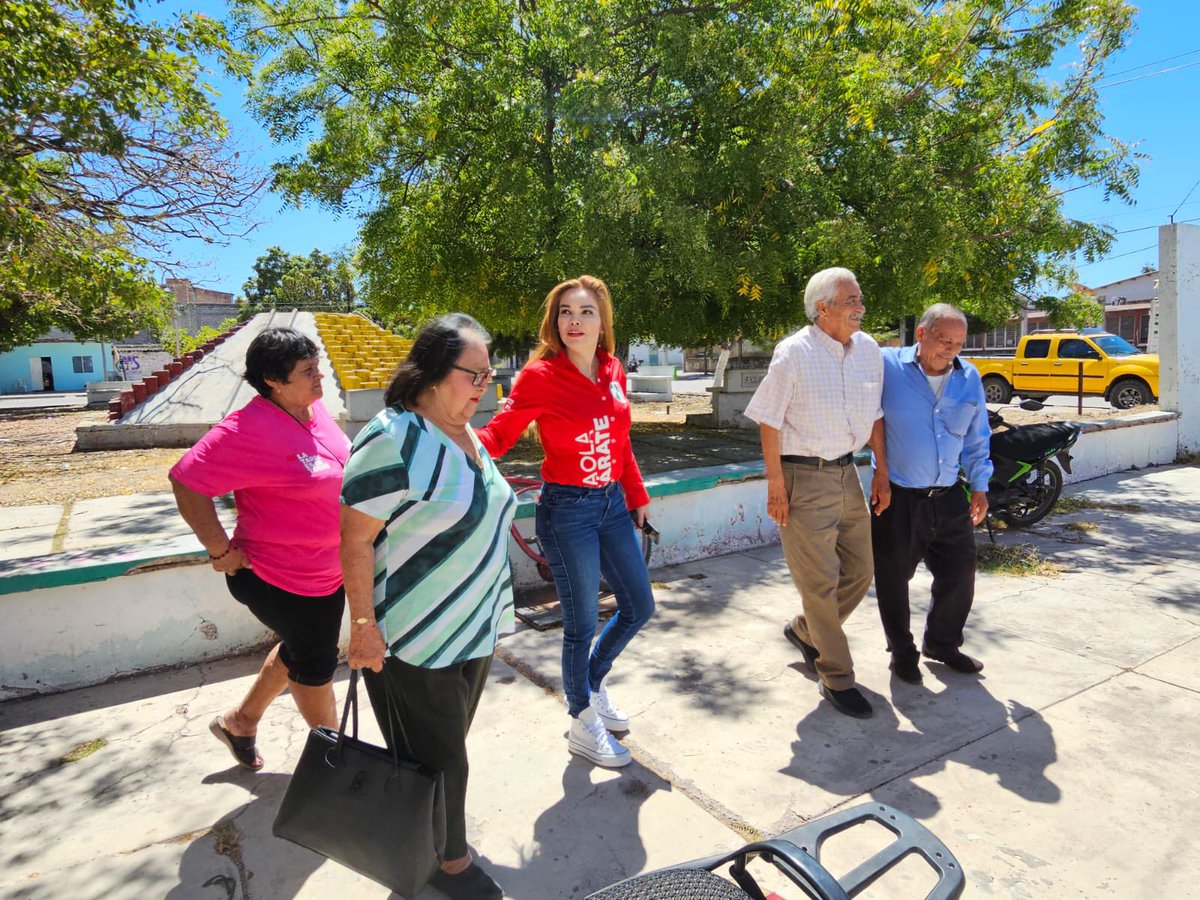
[982,376,1012,404]
[1110,378,1151,409]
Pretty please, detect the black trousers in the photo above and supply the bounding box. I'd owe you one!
[363,654,492,861]
[871,485,977,658]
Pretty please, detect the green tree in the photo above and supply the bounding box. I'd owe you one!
[157,316,241,355]
[0,0,263,352]
[1033,293,1105,330]
[235,0,1137,346]
[241,247,357,311]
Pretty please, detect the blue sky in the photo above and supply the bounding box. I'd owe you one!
[160,2,1200,297]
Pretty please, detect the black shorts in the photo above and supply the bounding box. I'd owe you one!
[224,569,345,686]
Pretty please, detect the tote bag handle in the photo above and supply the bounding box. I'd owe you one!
[334,668,417,773]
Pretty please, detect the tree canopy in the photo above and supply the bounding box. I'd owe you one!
[0,0,263,352]
[241,246,358,311]
[236,0,1138,346]
[1034,293,1104,330]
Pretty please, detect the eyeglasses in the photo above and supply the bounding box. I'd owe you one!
[451,364,497,387]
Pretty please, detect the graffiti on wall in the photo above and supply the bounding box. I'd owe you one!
[113,346,173,380]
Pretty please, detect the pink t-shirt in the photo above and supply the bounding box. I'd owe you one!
[170,395,351,596]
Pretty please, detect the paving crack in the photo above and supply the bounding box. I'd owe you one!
[50,500,74,554]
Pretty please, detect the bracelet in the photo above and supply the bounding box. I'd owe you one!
[208,543,234,561]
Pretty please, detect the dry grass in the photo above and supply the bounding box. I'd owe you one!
[0,391,719,507]
[976,542,1062,577]
[59,738,107,764]
[0,408,182,507]
[1064,520,1100,534]
[1053,495,1145,515]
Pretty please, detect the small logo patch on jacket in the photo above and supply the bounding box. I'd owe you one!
[608,381,627,404]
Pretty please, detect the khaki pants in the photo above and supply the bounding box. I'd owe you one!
[779,462,874,690]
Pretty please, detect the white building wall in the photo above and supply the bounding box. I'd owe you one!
[1158,223,1200,452]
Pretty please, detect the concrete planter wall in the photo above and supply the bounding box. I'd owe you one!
[709,367,770,428]
[0,542,272,699]
[340,383,501,439]
[84,381,134,409]
[0,410,1182,699]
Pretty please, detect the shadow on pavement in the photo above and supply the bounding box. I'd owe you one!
[0,654,270,732]
[480,758,664,900]
[166,771,323,900]
[782,671,1059,820]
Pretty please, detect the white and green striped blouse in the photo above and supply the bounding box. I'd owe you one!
[341,407,517,668]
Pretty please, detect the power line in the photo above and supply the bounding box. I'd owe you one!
[1091,199,1200,221]
[1113,216,1200,235]
[1076,243,1157,268]
[1170,178,1200,223]
[1097,58,1200,89]
[1099,47,1200,80]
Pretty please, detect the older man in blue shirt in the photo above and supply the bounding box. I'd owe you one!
[871,303,992,684]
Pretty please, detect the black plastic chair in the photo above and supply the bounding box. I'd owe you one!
[587,803,965,900]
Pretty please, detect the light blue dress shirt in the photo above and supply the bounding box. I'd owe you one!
[877,345,994,492]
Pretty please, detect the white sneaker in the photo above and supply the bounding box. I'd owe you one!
[568,707,632,768]
[589,679,630,732]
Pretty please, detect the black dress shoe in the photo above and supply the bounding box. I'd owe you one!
[922,646,984,674]
[430,862,503,900]
[783,624,820,673]
[889,655,923,684]
[818,684,874,718]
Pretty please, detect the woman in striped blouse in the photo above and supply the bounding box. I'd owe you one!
[340,313,513,900]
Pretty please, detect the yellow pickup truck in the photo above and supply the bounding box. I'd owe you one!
[965,331,1159,409]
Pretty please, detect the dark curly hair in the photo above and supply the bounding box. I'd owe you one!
[243,327,319,398]
[384,314,491,409]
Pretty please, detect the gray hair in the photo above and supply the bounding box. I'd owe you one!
[917,303,968,332]
[803,267,858,322]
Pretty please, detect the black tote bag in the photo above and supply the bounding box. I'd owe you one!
[273,669,447,897]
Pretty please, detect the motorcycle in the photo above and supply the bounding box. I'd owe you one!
[976,399,1081,529]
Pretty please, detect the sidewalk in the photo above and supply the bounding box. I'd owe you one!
[2,466,1198,898]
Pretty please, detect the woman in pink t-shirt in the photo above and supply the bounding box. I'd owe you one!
[170,327,351,770]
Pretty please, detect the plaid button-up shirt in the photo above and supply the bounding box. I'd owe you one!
[744,325,883,458]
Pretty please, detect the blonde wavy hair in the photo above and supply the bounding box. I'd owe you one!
[531,275,617,361]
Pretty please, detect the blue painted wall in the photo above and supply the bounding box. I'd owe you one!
[0,342,112,393]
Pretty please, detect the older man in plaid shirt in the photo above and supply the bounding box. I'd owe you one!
[745,267,889,719]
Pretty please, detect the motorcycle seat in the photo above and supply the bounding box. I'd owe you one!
[990,422,1078,459]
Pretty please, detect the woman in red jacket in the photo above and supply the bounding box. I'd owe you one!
[477,275,655,769]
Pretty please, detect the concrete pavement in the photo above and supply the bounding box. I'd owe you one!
[1,465,1198,898]
[0,495,236,561]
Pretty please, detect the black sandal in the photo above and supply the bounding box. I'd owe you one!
[209,716,264,770]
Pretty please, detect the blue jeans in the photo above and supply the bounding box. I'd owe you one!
[536,481,656,716]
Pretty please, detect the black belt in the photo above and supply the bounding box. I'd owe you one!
[781,452,855,468]
[891,483,956,498]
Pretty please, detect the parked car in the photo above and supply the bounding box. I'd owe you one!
[966,331,1158,409]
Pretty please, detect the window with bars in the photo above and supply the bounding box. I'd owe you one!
[72,356,94,374]
[1105,314,1137,342]
[985,323,1021,349]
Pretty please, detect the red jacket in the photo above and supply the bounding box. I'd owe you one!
[476,349,650,509]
